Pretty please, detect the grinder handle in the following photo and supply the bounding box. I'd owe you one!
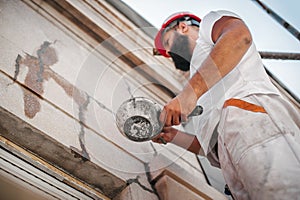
[188,105,203,118]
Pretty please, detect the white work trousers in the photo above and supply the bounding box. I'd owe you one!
[217,96,300,200]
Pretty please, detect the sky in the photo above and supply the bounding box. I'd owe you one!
[121,0,300,100]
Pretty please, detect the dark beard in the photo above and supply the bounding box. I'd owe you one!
[169,33,192,72]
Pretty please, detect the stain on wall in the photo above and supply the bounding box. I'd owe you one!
[14,41,58,118]
[13,41,111,161]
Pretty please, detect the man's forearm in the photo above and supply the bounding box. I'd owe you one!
[171,130,202,155]
[181,18,252,100]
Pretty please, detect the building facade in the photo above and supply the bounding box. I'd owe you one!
[1,1,298,200]
[0,0,228,199]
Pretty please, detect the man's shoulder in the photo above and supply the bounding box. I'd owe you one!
[198,10,242,42]
[203,10,240,20]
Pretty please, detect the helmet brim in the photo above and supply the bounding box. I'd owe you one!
[154,28,170,57]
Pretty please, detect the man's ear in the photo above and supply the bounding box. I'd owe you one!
[178,21,189,33]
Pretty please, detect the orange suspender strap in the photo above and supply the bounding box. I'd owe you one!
[223,98,267,113]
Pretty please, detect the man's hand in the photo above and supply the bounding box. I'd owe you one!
[159,86,198,127]
[152,126,202,155]
[152,127,180,144]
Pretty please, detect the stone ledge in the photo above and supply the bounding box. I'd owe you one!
[153,172,228,200]
[0,135,109,200]
[113,181,159,200]
[155,174,208,200]
[150,154,228,200]
[0,106,126,198]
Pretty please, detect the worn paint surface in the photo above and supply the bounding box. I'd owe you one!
[13,41,93,160]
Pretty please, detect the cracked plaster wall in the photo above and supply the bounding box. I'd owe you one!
[0,1,227,199]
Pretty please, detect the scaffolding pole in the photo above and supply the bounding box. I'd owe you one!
[252,0,300,41]
[259,52,300,60]
[154,48,300,60]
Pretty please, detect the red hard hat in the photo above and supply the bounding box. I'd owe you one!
[154,12,201,57]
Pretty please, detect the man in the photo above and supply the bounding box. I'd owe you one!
[153,10,300,199]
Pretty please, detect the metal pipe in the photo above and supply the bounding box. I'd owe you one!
[259,52,300,60]
[154,48,300,60]
[252,0,300,41]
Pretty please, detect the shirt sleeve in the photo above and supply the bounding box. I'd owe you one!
[199,10,241,45]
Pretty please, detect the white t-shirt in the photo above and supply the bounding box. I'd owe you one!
[190,10,280,155]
